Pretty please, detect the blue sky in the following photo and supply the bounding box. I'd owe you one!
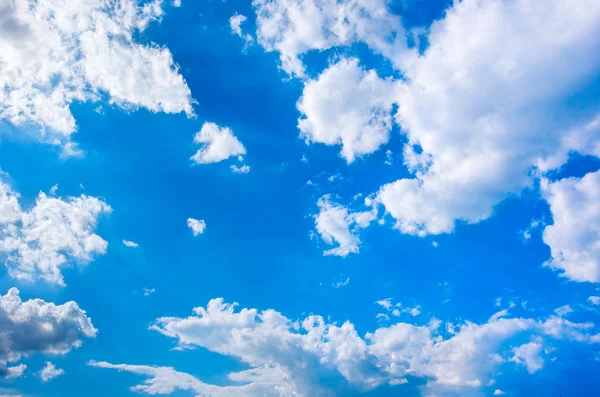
[1,0,600,396]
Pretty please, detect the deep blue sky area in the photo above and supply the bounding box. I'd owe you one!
[1,0,600,397]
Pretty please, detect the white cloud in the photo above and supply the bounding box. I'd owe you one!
[333,277,350,288]
[589,296,600,305]
[49,184,58,195]
[541,170,600,282]
[172,0,181,7]
[191,122,247,165]
[0,288,96,377]
[252,0,413,77]
[4,364,26,380]
[314,195,376,256]
[133,297,600,396]
[230,164,251,174]
[0,173,111,286]
[375,298,393,311]
[143,288,156,297]
[511,341,544,374]
[122,240,139,248]
[229,13,254,46]
[40,362,65,382]
[0,0,193,150]
[90,361,296,397]
[375,0,600,236]
[494,390,505,395]
[297,58,396,163]
[187,218,206,236]
[554,305,573,317]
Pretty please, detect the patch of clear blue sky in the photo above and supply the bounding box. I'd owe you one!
[1,0,599,396]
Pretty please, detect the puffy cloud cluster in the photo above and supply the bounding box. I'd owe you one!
[0,172,111,286]
[297,58,396,163]
[0,0,193,149]
[0,288,97,377]
[314,195,376,256]
[92,297,600,396]
[252,0,413,77]
[375,0,600,237]
[264,0,600,282]
[541,170,600,282]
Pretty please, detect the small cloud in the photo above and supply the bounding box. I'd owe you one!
[375,298,393,310]
[431,241,438,248]
[376,313,389,321]
[94,105,104,115]
[391,309,400,317]
[5,364,26,379]
[143,288,155,297]
[494,390,505,395]
[41,362,64,382]
[588,296,600,305]
[49,184,58,195]
[554,305,573,317]
[389,378,408,385]
[172,0,181,6]
[495,297,502,307]
[332,276,350,288]
[187,218,206,236]
[384,149,393,165]
[122,240,139,248]
[230,164,251,174]
[191,122,246,165]
[301,154,308,163]
[229,13,254,47]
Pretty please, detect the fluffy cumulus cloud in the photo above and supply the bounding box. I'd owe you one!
[187,218,206,236]
[314,195,376,256]
[297,58,396,163]
[540,170,600,282]
[0,173,111,286]
[375,0,600,237]
[252,0,413,77]
[190,122,247,165]
[40,361,65,382]
[0,288,96,377]
[90,297,600,396]
[0,0,193,149]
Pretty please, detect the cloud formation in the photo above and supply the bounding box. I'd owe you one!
[187,218,206,236]
[40,361,65,382]
[0,288,96,377]
[191,122,247,165]
[0,0,193,149]
[541,170,600,282]
[0,172,111,286]
[297,58,396,163]
[110,297,600,396]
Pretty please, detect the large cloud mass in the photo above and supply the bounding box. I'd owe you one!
[89,298,598,396]
[0,0,193,149]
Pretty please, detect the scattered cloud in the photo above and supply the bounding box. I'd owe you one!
[494,390,505,396]
[187,218,206,236]
[511,341,545,374]
[230,164,251,174]
[122,240,139,248]
[589,296,600,306]
[191,122,247,165]
[314,195,377,257]
[229,13,253,47]
[0,172,111,286]
[144,288,156,297]
[4,364,26,380]
[40,362,65,382]
[49,184,58,195]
